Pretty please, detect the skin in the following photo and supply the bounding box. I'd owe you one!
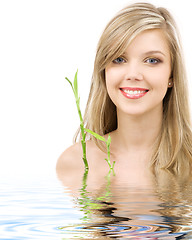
[56,29,172,192]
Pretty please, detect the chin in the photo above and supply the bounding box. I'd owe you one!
[119,108,147,117]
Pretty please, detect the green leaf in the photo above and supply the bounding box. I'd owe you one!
[107,134,111,147]
[85,129,106,142]
[65,77,73,90]
[73,70,78,96]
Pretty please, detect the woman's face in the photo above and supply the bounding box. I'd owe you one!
[105,29,172,118]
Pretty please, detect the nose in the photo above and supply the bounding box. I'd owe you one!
[124,62,143,81]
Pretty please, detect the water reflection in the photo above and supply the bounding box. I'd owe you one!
[57,164,192,239]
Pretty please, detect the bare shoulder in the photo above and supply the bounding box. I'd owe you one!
[56,140,111,192]
[56,140,107,172]
[56,142,84,171]
[56,142,85,192]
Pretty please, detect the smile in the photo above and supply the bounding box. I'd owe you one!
[120,87,149,99]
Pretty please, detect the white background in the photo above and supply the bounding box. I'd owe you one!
[0,0,192,178]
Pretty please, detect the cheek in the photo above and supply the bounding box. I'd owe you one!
[151,77,170,102]
[149,67,170,89]
[105,67,122,88]
[105,68,115,90]
[105,69,119,103]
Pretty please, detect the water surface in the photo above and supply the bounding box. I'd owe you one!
[1,167,192,239]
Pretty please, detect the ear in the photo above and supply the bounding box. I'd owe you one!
[168,78,173,88]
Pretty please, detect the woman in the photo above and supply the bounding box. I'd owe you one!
[57,2,192,176]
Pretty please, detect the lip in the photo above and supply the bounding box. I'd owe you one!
[120,87,149,99]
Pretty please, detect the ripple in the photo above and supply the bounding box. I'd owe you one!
[0,179,83,240]
[1,177,192,239]
[60,221,189,239]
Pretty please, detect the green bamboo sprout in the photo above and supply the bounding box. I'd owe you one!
[85,129,115,170]
[65,70,115,170]
[65,70,88,170]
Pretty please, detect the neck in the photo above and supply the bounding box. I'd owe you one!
[112,109,162,152]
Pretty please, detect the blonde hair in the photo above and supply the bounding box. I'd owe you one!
[77,2,192,171]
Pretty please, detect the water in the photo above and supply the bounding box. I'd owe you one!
[0,175,83,240]
[1,168,192,239]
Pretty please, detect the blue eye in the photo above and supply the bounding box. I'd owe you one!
[145,58,161,64]
[113,57,126,64]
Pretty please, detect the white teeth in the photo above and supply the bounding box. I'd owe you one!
[123,89,146,95]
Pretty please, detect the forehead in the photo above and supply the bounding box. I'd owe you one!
[125,29,170,56]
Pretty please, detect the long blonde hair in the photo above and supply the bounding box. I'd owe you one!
[77,2,192,171]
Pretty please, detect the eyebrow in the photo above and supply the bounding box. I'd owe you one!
[143,50,166,57]
[122,50,167,58]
